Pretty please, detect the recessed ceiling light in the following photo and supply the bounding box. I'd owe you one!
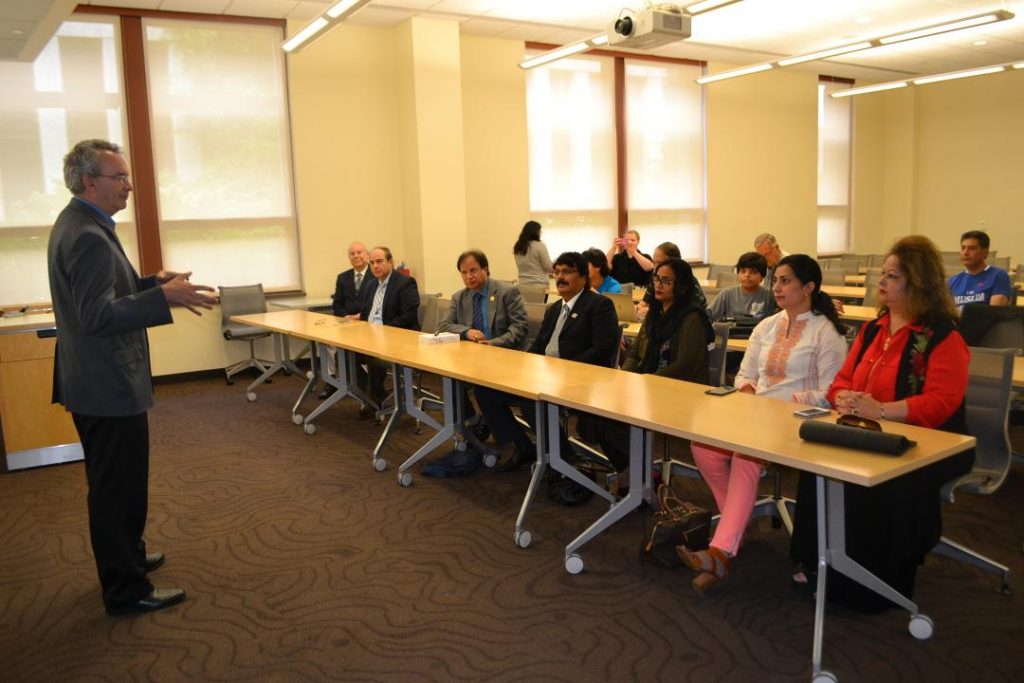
[973,40,988,46]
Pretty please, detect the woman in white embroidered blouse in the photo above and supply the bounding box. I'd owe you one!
[678,254,849,594]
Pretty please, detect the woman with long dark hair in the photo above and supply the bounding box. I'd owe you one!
[578,258,712,489]
[791,235,972,612]
[678,254,848,593]
[513,220,552,287]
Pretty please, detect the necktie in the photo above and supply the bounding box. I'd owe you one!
[370,281,386,324]
[472,292,485,337]
[354,271,363,291]
[544,304,570,358]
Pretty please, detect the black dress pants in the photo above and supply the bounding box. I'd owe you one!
[72,412,154,608]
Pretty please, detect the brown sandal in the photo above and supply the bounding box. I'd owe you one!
[676,545,730,594]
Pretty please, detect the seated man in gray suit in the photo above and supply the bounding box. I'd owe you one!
[439,249,528,349]
[439,249,528,442]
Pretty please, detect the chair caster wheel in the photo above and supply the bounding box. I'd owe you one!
[306,371,314,380]
[373,458,387,472]
[482,452,498,468]
[909,614,933,640]
[514,530,532,548]
[811,671,838,683]
[398,471,412,487]
[246,392,257,402]
[565,554,584,575]
[303,423,316,435]
[292,414,303,425]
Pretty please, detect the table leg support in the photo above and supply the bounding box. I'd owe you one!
[513,401,549,549]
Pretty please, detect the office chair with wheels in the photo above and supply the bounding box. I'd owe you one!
[523,301,548,350]
[706,264,733,281]
[219,284,273,385]
[959,304,1024,353]
[862,268,882,308]
[932,346,1015,594]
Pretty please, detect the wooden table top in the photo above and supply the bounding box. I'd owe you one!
[538,368,975,487]
[0,311,56,333]
[237,310,976,488]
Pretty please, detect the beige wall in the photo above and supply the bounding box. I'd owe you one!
[460,35,531,282]
[706,63,818,264]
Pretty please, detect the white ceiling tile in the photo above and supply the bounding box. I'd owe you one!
[224,0,300,19]
[459,17,515,38]
[159,0,232,13]
[85,0,162,10]
[286,0,331,20]
[348,6,417,26]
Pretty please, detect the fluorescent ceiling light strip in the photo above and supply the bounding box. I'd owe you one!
[913,65,1007,85]
[685,0,744,16]
[589,34,609,47]
[1013,62,1024,69]
[830,81,908,98]
[777,42,872,67]
[696,62,772,84]
[282,17,329,53]
[519,41,591,69]
[878,11,1009,45]
[326,0,373,20]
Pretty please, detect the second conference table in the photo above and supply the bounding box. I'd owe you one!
[233,309,975,681]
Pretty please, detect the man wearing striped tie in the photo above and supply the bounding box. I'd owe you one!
[355,246,420,412]
[475,251,619,472]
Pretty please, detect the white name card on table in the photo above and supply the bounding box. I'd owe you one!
[419,332,460,345]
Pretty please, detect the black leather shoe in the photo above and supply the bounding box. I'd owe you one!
[318,385,336,400]
[106,588,186,616]
[143,552,165,573]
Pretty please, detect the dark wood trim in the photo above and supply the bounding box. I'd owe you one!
[525,41,704,67]
[614,57,627,236]
[76,5,285,27]
[819,74,856,85]
[120,15,162,274]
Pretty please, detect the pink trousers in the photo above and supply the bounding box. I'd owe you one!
[690,443,764,556]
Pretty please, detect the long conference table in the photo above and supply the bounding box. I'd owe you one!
[233,309,975,682]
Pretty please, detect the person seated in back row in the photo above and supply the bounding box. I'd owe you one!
[947,229,1011,309]
[606,229,654,287]
[584,247,622,294]
[707,251,777,338]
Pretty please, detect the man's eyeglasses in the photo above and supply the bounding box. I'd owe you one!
[652,275,675,287]
[93,173,131,184]
[552,268,578,277]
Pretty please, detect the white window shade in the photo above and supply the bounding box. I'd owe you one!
[143,19,299,290]
[0,18,135,305]
[526,53,617,254]
[625,61,705,261]
[817,81,851,255]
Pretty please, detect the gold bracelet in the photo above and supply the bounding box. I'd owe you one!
[879,402,886,420]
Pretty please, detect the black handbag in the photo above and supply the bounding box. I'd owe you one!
[640,484,712,568]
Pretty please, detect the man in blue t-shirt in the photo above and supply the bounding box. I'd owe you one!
[947,230,1012,309]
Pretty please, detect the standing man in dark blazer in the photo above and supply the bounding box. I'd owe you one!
[349,246,420,408]
[331,241,374,317]
[47,139,214,616]
[475,251,619,470]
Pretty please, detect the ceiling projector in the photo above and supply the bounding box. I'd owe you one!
[608,8,691,49]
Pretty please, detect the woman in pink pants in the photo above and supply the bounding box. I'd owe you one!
[678,255,849,593]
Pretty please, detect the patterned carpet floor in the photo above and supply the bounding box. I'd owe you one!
[1,372,1022,682]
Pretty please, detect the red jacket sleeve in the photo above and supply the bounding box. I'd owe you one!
[905,333,970,429]
[825,326,864,406]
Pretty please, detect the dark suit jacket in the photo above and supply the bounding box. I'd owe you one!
[332,267,373,316]
[439,279,529,349]
[47,199,173,416]
[529,288,619,366]
[360,269,421,331]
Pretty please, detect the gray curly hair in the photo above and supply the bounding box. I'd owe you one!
[63,139,122,195]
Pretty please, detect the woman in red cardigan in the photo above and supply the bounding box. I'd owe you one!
[790,235,974,613]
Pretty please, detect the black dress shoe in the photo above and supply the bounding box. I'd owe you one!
[143,552,165,573]
[318,385,337,400]
[106,588,186,616]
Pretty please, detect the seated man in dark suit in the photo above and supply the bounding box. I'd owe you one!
[331,241,373,317]
[475,251,619,470]
[354,246,420,410]
[321,241,374,399]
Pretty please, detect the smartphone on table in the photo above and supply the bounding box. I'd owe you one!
[705,385,737,396]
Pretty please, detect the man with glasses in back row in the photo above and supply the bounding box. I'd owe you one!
[48,139,215,616]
